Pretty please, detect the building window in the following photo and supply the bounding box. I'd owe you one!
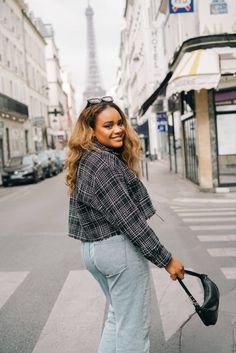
[215,89,236,186]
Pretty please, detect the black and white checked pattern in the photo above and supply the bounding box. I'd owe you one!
[68,142,171,268]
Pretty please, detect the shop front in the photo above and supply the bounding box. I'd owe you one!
[0,93,29,165]
[165,37,236,191]
[214,89,236,186]
[139,35,236,191]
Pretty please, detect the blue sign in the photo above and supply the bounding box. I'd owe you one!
[157,112,167,122]
[210,0,228,14]
[169,0,194,13]
[158,125,166,132]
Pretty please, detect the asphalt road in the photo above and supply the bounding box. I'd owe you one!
[0,166,235,353]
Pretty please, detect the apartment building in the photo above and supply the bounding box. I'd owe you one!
[118,0,236,191]
[0,0,49,168]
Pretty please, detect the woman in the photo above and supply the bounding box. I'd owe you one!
[66,96,184,353]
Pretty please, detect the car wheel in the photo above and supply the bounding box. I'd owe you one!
[2,182,8,187]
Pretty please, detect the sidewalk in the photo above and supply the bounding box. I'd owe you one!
[143,160,236,353]
[142,159,236,204]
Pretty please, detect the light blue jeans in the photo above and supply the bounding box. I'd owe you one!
[81,234,151,353]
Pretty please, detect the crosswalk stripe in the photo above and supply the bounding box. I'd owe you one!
[207,248,236,257]
[151,268,203,342]
[177,212,236,217]
[190,225,236,231]
[172,198,236,204]
[183,217,236,223]
[32,270,106,353]
[0,272,29,309]
[171,207,236,211]
[221,267,236,279]
[197,235,236,242]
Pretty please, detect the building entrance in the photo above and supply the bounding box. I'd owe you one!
[183,116,198,184]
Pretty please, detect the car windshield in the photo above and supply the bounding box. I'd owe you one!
[38,152,47,161]
[22,155,33,166]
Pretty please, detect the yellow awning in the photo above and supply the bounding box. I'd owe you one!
[167,49,221,97]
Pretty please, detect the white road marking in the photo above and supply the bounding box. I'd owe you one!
[151,268,203,342]
[0,272,29,309]
[177,212,236,217]
[183,217,236,223]
[172,198,236,204]
[32,270,106,353]
[221,267,236,279]
[197,235,236,242]
[190,225,236,231]
[171,207,236,211]
[207,248,236,257]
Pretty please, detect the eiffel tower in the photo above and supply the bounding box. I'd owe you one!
[83,2,106,101]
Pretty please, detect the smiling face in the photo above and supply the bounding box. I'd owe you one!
[93,107,126,148]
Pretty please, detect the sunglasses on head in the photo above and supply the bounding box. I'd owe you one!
[86,96,114,107]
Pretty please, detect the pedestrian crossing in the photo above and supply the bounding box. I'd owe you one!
[0,268,201,352]
[170,204,236,280]
[32,270,106,353]
[0,271,29,308]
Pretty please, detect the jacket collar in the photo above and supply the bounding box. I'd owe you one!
[93,139,123,157]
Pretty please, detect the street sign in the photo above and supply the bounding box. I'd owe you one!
[158,124,167,132]
[157,112,167,123]
[0,121,4,128]
[169,0,194,13]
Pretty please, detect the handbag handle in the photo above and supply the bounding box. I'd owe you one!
[177,270,204,309]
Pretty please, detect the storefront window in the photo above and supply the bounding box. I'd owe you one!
[215,90,236,186]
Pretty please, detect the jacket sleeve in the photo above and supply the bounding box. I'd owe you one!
[91,163,172,268]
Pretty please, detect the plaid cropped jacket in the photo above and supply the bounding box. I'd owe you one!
[68,142,171,268]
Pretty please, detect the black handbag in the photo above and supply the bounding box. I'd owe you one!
[177,270,220,326]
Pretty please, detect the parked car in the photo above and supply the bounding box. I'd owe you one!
[54,148,67,170]
[37,150,55,178]
[1,154,44,186]
[46,149,62,174]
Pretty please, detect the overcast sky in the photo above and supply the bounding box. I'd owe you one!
[26,0,126,111]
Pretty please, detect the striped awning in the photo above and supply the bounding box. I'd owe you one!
[167,49,221,97]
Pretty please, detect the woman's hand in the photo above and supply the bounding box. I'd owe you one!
[165,256,185,280]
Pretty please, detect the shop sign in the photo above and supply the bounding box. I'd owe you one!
[210,0,228,14]
[169,0,194,13]
[157,112,167,122]
[32,116,45,127]
[150,29,159,78]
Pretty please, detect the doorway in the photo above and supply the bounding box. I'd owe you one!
[183,116,198,184]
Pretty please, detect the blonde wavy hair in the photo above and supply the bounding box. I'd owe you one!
[65,102,141,195]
